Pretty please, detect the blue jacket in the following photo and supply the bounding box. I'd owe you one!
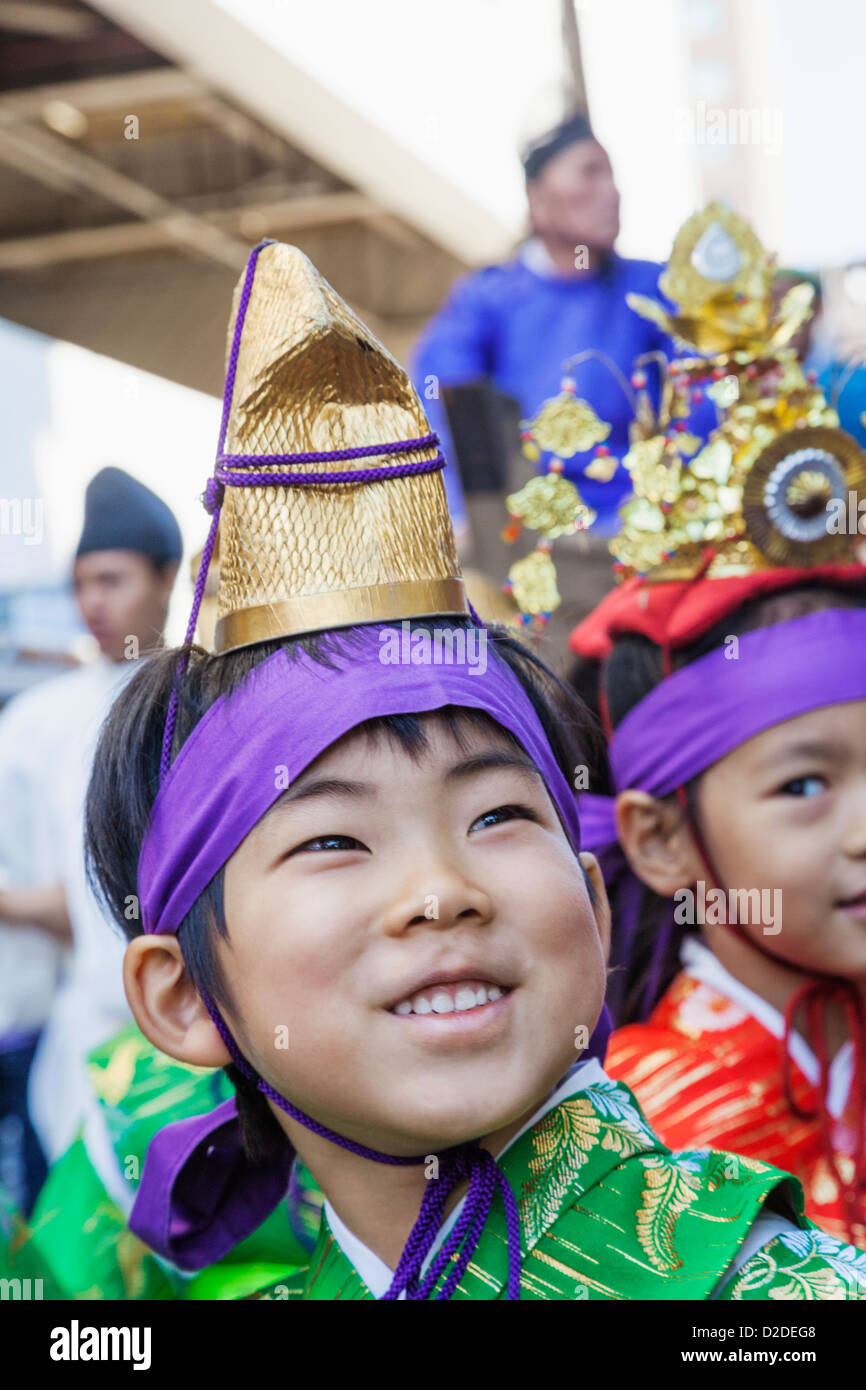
[411,251,692,533]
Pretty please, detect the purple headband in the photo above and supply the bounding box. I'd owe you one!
[141,625,582,934]
[581,607,866,1018]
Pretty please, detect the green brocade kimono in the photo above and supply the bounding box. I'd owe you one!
[253,1076,866,1301]
[1,1025,319,1300]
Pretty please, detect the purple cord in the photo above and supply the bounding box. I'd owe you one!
[219,434,438,465]
[202,989,521,1299]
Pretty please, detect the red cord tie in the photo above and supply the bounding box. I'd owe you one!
[782,978,866,1243]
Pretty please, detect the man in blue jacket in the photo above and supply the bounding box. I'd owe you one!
[411,114,683,657]
[413,112,678,531]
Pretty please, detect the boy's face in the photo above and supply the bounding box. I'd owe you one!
[698,701,866,978]
[219,714,608,1154]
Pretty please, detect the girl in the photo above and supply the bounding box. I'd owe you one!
[79,240,866,1301]
[574,576,866,1248]
[562,206,866,1247]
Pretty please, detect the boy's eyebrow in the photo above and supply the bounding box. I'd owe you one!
[272,777,375,811]
[269,751,544,815]
[443,751,545,786]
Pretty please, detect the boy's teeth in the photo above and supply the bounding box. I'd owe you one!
[431,991,455,1014]
[393,982,507,1016]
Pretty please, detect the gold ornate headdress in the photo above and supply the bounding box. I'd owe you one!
[612,203,866,581]
[203,240,468,654]
[505,203,866,618]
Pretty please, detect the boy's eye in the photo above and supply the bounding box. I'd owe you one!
[470,803,540,832]
[778,775,827,798]
[290,834,367,856]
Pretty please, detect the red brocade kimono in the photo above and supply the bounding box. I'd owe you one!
[606,940,866,1248]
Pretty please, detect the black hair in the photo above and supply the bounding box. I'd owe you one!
[86,617,606,1160]
[567,582,866,1026]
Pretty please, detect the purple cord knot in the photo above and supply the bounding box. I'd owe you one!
[203,477,224,515]
[202,992,522,1300]
[381,1139,521,1301]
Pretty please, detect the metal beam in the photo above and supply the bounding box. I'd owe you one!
[0,1,101,36]
[0,191,408,270]
[0,68,209,122]
[0,116,249,270]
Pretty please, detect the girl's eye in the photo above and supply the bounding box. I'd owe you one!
[291,835,367,856]
[471,803,540,832]
[778,775,827,798]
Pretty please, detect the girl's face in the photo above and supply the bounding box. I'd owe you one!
[219,714,608,1154]
[698,700,866,978]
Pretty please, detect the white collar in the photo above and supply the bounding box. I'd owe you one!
[680,937,853,1118]
[323,1055,608,1299]
[518,237,567,280]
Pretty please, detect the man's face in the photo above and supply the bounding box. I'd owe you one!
[219,714,608,1156]
[72,550,177,661]
[527,140,620,253]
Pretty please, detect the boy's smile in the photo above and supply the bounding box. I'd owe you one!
[387,971,516,1049]
[216,710,609,1156]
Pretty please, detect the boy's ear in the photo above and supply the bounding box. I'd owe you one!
[615,790,704,899]
[578,851,611,963]
[123,935,231,1068]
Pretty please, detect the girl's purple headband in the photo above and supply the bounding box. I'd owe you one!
[580,607,866,1018]
[139,623,581,935]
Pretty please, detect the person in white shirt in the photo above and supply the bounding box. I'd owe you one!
[0,468,181,1188]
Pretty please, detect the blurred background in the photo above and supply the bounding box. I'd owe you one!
[1,0,865,690]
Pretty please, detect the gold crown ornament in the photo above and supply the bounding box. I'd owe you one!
[206,241,468,653]
[599,205,866,581]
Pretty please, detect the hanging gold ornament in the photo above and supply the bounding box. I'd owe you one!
[505,472,596,539]
[506,549,561,619]
[525,391,611,456]
[502,360,620,624]
[584,451,619,482]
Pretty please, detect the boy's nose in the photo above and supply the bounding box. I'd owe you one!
[380,859,494,937]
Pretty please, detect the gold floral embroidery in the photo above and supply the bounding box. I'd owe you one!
[520,1098,603,1246]
[636,1156,701,1271]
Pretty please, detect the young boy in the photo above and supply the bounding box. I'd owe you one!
[82,239,866,1300]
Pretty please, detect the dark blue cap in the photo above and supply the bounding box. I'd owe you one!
[522,111,595,181]
[76,467,182,565]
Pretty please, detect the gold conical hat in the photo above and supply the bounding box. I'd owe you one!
[213,242,467,652]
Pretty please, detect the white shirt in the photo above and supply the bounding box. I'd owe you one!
[322,1055,795,1299]
[517,237,562,280]
[12,659,140,1160]
[0,679,69,1036]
